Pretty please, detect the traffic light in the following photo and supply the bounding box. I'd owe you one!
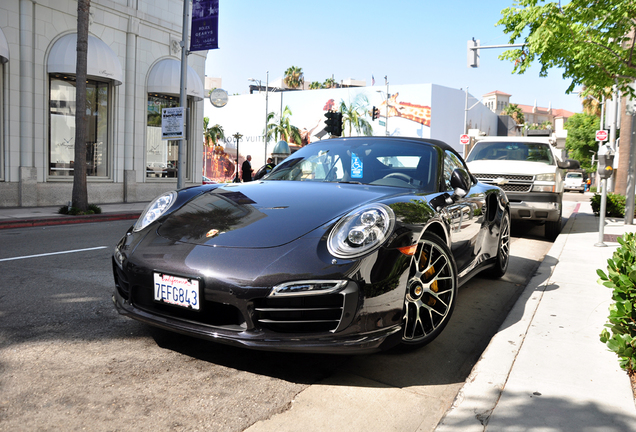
[371,106,379,120]
[467,38,480,68]
[333,112,342,136]
[324,111,342,137]
[324,111,335,135]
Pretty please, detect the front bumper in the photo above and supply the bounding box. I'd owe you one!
[506,192,562,222]
[112,288,402,354]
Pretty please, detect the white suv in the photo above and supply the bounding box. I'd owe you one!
[564,172,585,193]
[466,137,578,240]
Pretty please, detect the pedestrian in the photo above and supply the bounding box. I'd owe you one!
[241,155,253,182]
[265,157,275,173]
[586,177,591,192]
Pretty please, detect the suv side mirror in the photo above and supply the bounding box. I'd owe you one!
[558,159,580,170]
[450,168,471,198]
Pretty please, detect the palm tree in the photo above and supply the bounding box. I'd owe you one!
[339,96,373,137]
[207,124,225,146]
[309,81,323,90]
[266,105,302,144]
[323,77,336,89]
[284,66,304,89]
[579,86,610,117]
[72,0,91,212]
[501,103,525,125]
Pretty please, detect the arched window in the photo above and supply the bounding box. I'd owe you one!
[47,33,122,178]
[146,59,204,180]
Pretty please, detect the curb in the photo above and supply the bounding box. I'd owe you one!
[0,212,141,230]
[435,204,580,431]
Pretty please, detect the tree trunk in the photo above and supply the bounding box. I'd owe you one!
[615,95,631,195]
[72,0,91,211]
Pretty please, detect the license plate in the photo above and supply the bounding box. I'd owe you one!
[154,273,200,310]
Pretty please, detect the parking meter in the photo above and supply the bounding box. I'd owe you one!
[597,144,615,180]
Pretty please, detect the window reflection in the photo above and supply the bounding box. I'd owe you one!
[49,76,109,177]
[146,94,183,179]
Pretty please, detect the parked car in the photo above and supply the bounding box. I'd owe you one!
[202,176,216,185]
[564,171,585,193]
[112,137,510,354]
[466,136,578,240]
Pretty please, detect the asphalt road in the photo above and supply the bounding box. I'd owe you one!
[0,195,585,431]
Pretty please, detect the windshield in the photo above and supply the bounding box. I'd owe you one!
[467,141,554,165]
[566,173,583,179]
[265,140,439,191]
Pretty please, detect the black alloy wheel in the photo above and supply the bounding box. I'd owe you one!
[401,232,458,349]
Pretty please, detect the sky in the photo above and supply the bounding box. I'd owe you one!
[204,0,584,114]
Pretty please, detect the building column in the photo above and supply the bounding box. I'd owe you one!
[124,17,139,202]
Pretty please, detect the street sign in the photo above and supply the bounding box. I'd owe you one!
[460,134,470,145]
[161,107,185,140]
[596,129,608,142]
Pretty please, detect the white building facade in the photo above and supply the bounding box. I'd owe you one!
[0,0,207,207]
[204,83,498,177]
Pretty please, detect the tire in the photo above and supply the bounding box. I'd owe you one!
[545,213,562,241]
[485,211,510,279]
[400,232,458,349]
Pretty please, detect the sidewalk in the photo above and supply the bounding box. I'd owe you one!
[0,202,147,229]
[436,200,636,432]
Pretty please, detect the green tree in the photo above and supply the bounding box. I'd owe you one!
[501,103,525,125]
[284,66,304,89]
[203,116,225,147]
[339,96,373,137]
[497,1,636,96]
[564,113,599,172]
[266,105,302,144]
[323,77,337,89]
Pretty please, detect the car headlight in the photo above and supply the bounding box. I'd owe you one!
[327,203,395,259]
[133,191,177,232]
[535,173,555,182]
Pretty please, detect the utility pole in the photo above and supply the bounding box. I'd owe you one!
[177,0,191,190]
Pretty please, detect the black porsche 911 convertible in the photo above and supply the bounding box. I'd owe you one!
[112,137,510,354]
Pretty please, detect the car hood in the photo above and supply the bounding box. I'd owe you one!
[157,181,406,248]
[467,160,558,176]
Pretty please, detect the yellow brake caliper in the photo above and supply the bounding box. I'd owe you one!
[419,248,438,306]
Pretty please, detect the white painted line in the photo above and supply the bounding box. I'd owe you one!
[0,246,109,262]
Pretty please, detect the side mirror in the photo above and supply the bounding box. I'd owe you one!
[450,168,471,198]
[558,159,580,170]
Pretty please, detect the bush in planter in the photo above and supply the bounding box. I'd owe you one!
[590,193,634,217]
[598,232,636,384]
[58,204,102,215]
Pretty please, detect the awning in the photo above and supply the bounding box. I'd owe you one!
[147,59,205,101]
[0,28,8,64]
[47,33,123,85]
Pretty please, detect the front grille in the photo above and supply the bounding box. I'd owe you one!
[474,173,533,193]
[496,183,532,193]
[254,294,345,333]
[474,174,533,182]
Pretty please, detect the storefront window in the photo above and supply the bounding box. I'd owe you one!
[146,94,188,179]
[49,75,109,177]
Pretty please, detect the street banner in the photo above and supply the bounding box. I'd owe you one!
[190,0,219,52]
[162,107,185,140]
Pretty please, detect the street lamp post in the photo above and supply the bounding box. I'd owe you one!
[233,132,242,183]
[384,76,389,136]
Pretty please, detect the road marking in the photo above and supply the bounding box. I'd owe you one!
[0,246,108,262]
